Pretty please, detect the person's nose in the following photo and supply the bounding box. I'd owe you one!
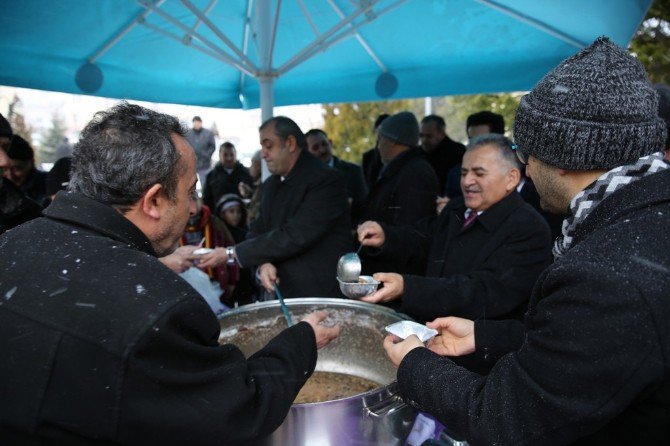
[188,199,197,217]
[462,172,475,186]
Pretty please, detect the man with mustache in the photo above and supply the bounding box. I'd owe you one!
[358,134,552,367]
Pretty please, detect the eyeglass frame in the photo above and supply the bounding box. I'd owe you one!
[511,143,528,166]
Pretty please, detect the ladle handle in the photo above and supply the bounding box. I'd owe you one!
[275,285,293,327]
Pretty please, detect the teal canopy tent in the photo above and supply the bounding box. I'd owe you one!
[0,0,653,121]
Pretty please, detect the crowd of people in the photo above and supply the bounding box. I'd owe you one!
[0,36,669,445]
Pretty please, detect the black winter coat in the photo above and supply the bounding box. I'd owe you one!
[424,136,466,192]
[202,161,253,211]
[0,178,43,234]
[362,148,438,275]
[235,150,352,298]
[332,156,368,227]
[369,192,552,322]
[0,192,318,445]
[397,169,670,445]
[361,147,383,191]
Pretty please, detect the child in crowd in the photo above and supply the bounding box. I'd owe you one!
[215,193,256,306]
[216,193,248,243]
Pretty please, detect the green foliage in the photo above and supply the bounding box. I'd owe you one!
[321,100,413,164]
[630,0,670,84]
[322,0,667,157]
[429,94,521,142]
[321,94,520,162]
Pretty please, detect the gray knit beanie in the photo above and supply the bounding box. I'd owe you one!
[377,111,419,147]
[514,37,667,170]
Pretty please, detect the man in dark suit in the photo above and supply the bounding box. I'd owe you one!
[305,129,367,227]
[202,141,253,210]
[208,116,352,298]
[440,111,506,204]
[420,114,466,192]
[358,133,552,324]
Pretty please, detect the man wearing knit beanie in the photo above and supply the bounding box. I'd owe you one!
[382,37,670,445]
[360,110,438,274]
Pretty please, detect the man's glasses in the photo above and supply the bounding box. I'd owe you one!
[511,143,528,165]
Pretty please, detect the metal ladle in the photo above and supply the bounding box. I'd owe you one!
[336,244,364,283]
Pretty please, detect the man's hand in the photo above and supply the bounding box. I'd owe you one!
[238,181,253,198]
[436,196,450,215]
[360,272,403,303]
[301,310,340,349]
[159,245,198,273]
[426,317,476,357]
[357,221,385,248]
[197,247,227,269]
[258,262,278,293]
[383,334,425,368]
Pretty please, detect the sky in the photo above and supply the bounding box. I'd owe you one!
[1,85,325,167]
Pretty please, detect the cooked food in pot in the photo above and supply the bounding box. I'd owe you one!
[295,371,380,404]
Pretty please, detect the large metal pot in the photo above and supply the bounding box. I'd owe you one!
[218,298,418,446]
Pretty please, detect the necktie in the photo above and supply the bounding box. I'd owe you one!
[462,211,477,230]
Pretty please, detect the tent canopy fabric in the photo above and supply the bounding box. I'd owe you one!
[0,0,652,110]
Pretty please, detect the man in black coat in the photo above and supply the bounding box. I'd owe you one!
[383,38,670,445]
[0,103,339,445]
[306,128,368,227]
[202,141,253,210]
[0,114,43,234]
[420,114,465,192]
[359,134,552,324]
[201,117,352,298]
[361,111,438,275]
[4,134,48,205]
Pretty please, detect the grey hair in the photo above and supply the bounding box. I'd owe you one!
[251,150,261,164]
[467,133,522,173]
[68,102,187,212]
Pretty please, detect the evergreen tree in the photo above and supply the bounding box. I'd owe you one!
[39,113,67,163]
[321,100,413,164]
[630,0,669,84]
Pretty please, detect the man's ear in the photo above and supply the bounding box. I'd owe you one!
[507,168,521,191]
[140,183,165,220]
[285,135,298,153]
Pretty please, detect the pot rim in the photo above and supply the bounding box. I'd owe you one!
[218,297,413,321]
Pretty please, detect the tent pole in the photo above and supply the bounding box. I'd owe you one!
[257,0,275,180]
[424,97,432,116]
[259,76,274,123]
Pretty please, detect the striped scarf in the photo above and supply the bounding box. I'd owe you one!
[553,152,669,259]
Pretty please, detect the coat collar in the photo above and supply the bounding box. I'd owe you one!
[450,191,526,232]
[44,191,157,256]
[379,147,422,180]
[572,168,670,246]
[276,149,319,184]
